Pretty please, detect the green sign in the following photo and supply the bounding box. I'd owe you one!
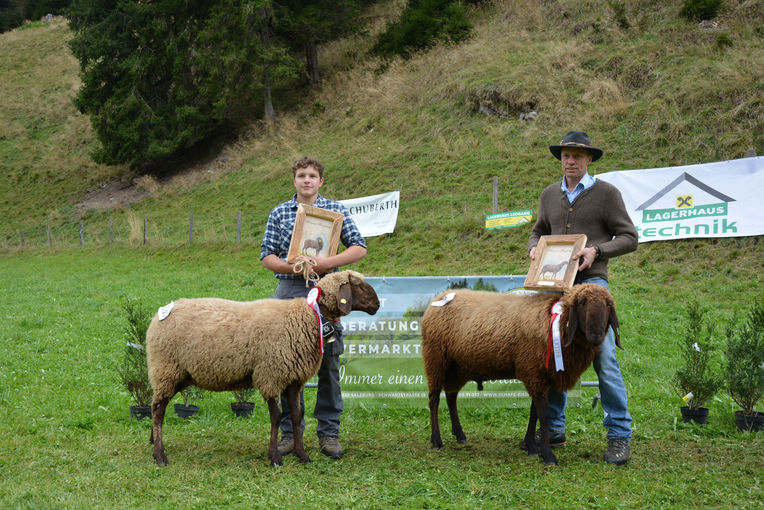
[485,210,533,230]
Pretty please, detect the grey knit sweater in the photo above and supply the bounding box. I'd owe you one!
[528,179,638,281]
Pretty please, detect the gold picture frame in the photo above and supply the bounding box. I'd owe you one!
[524,234,588,291]
[287,204,344,263]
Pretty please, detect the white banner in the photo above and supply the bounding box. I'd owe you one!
[597,156,764,243]
[340,190,400,238]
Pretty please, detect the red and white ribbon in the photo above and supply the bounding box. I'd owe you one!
[306,287,324,355]
[546,300,564,372]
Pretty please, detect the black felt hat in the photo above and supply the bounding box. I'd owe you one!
[549,131,603,161]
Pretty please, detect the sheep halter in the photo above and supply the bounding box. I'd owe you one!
[306,287,324,355]
[546,300,565,371]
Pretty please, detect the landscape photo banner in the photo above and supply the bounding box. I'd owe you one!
[338,275,581,408]
[597,156,764,243]
[340,190,400,238]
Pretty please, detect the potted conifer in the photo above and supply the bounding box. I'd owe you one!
[230,388,257,418]
[174,386,205,419]
[118,297,153,419]
[724,301,764,432]
[673,301,723,424]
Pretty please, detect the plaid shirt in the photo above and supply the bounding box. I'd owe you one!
[260,194,366,279]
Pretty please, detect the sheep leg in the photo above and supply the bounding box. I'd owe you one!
[151,396,171,466]
[266,397,283,467]
[285,381,311,464]
[428,389,443,449]
[445,391,467,444]
[529,396,558,465]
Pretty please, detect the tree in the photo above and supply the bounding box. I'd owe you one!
[273,0,362,86]
[371,0,473,59]
[68,0,299,167]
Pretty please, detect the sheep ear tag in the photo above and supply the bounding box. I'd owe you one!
[430,292,456,307]
[158,301,174,321]
[306,288,325,355]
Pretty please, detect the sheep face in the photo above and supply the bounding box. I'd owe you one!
[317,271,380,318]
[563,284,621,349]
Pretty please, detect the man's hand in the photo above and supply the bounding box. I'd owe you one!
[574,246,598,271]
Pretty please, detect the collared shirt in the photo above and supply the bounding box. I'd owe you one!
[260,194,366,279]
[561,172,597,203]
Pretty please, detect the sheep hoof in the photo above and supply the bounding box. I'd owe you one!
[431,440,443,450]
[154,455,168,467]
[456,438,467,445]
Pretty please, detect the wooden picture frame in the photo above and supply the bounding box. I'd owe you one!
[287,204,344,263]
[524,234,588,291]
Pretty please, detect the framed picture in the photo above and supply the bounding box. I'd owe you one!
[524,234,588,291]
[287,204,344,263]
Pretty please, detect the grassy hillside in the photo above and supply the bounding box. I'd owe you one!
[0,0,762,279]
[0,4,763,507]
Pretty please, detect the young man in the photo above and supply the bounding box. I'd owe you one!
[260,156,367,459]
[526,131,638,465]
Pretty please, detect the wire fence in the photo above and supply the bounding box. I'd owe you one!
[3,211,264,251]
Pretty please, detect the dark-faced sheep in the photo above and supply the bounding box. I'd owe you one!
[302,236,324,256]
[539,260,568,279]
[145,270,379,467]
[421,284,620,465]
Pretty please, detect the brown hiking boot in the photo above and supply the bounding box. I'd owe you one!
[318,436,344,459]
[603,438,630,465]
[277,436,294,456]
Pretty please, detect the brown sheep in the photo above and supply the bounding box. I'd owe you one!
[302,236,324,256]
[421,283,620,465]
[146,270,379,467]
[539,260,568,279]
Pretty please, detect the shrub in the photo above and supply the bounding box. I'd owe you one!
[117,297,153,407]
[231,388,257,404]
[673,301,723,409]
[679,0,723,21]
[371,0,473,59]
[179,386,206,407]
[724,301,764,415]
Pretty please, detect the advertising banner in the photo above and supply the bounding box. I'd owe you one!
[340,191,400,238]
[339,275,582,408]
[597,156,764,243]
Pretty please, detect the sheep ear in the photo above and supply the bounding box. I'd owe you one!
[609,303,622,349]
[337,283,352,314]
[564,306,578,347]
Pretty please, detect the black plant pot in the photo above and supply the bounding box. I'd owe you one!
[680,406,709,424]
[231,402,255,418]
[735,411,764,432]
[130,405,152,420]
[174,404,199,419]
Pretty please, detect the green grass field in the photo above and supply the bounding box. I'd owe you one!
[0,247,761,508]
[1,0,763,507]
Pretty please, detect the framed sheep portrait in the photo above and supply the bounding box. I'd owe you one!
[524,234,588,291]
[287,204,344,263]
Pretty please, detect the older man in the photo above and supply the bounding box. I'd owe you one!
[526,131,638,465]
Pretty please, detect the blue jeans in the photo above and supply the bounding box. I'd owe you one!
[546,277,632,440]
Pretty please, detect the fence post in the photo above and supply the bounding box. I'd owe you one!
[79,221,84,246]
[492,176,498,214]
[188,212,194,244]
[46,223,51,248]
[109,217,114,244]
[144,215,147,245]
[236,210,242,243]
